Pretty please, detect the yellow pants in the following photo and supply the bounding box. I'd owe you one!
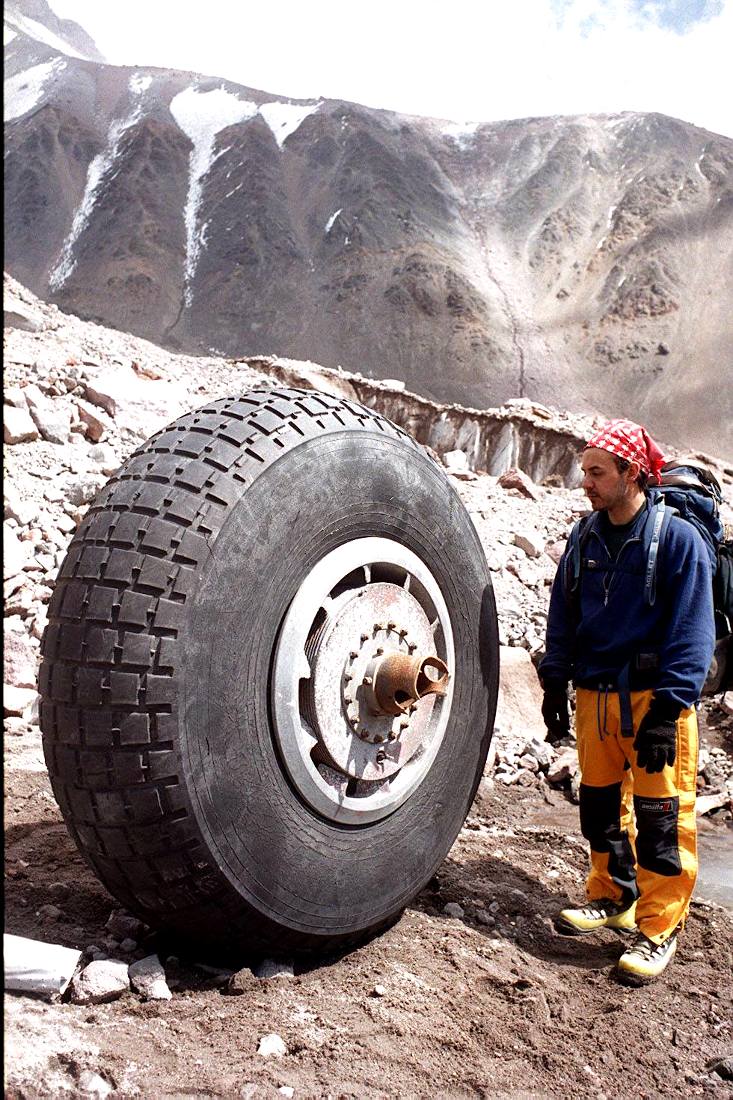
[575,687,698,944]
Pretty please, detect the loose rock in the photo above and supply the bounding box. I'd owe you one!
[257,1033,288,1058]
[128,954,172,1001]
[4,405,39,445]
[4,628,38,688]
[71,959,130,1005]
[105,910,147,942]
[498,467,542,500]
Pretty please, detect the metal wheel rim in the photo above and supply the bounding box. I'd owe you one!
[272,537,455,824]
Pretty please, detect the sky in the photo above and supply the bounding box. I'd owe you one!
[47,0,732,137]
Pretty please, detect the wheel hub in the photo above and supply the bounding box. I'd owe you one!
[272,537,455,823]
[307,582,438,779]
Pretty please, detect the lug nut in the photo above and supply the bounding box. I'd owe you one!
[387,620,396,630]
[376,750,386,763]
[376,647,384,656]
[374,734,384,743]
[361,632,369,642]
[350,651,358,659]
[362,675,372,686]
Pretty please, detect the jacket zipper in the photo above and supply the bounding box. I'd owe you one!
[589,531,643,606]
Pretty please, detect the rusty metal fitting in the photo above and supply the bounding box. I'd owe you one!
[364,652,449,717]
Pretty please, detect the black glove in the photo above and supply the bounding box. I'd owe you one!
[633,697,681,774]
[541,678,570,744]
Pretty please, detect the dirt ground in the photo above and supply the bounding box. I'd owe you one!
[4,710,733,1100]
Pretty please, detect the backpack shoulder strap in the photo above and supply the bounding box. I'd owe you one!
[642,497,675,607]
[566,513,596,597]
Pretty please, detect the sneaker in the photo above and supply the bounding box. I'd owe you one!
[616,931,678,985]
[554,897,637,936]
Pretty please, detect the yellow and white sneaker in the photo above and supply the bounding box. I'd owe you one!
[616,931,678,985]
[555,897,637,936]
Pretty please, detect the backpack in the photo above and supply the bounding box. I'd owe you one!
[566,460,732,695]
[652,461,731,693]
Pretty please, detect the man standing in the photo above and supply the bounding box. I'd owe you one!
[539,419,715,985]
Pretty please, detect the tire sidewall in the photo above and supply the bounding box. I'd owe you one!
[181,428,498,938]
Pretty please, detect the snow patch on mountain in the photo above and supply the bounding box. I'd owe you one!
[325,209,342,233]
[49,73,152,291]
[259,100,321,148]
[4,25,18,44]
[4,9,88,60]
[170,85,258,305]
[443,121,480,150]
[129,72,153,96]
[4,57,65,122]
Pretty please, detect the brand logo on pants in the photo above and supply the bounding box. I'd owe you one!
[636,797,674,814]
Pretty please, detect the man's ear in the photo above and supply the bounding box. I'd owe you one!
[626,460,642,486]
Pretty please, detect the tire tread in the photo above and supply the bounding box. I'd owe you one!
[41,389,417,948]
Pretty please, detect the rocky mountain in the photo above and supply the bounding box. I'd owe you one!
[4,0,733,456]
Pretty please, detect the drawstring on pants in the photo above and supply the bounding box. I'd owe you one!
[597,685,611,740]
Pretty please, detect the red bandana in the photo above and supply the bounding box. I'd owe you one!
[585,419,665,479]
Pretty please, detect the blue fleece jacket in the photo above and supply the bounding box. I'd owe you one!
[539,498,715,712]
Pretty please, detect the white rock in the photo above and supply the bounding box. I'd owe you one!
[24,385,72,445]
[70,958,130,1004]
[3,405,39,444]
[443,901,465,919]
[56,512,77,534]
[77,1071,113,1098]
[4,485,40,527]
[88,442,120,474]
[4,386,28,408]
[4,685,38,717]
[523,736,554,770]
[257,1033,287,1058]
[278,1088,295,1099]
[64,472,105,506]
[443,449,469,471]
[128,954,172,1000]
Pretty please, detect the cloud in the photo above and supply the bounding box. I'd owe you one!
[45,0,733,137]
[632,0,724,33]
